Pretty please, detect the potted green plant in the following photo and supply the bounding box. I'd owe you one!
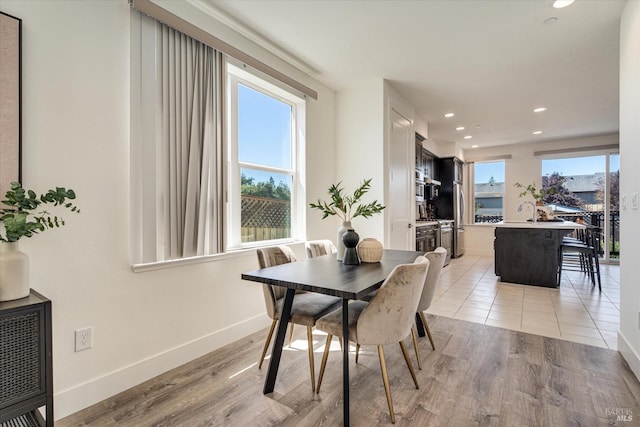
[514,182,548,205]
[310,178,385,261]
[0,181,80,301]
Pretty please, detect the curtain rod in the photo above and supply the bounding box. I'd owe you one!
[130,0,318,100]
[534,144,619,157]
[465,154,512,163]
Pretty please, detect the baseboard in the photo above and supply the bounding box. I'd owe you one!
[54,314,269,420]
[618,330,640,381]
[463,248,494,257]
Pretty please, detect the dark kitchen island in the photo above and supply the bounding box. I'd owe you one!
[494,221,584,288]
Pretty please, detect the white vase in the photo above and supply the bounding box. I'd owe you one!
[336,221,352,261]
[0,241,30,302]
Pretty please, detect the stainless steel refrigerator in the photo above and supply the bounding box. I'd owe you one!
[433,157,465,258]
[453,182,465,258]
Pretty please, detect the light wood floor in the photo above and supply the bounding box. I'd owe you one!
[59,313,640,426]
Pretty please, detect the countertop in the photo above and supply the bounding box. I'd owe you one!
[495,220,585,229]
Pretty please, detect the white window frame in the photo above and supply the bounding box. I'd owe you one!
[226,62,306,250]
[471,160,506,224]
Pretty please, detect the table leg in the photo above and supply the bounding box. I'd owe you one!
[342,298,350,426]
[263,288,295,394]
[415,312,426,337]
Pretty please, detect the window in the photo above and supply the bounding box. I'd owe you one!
[131,13,306,267]
[226,64,305,249]
[541,153,620,262]
[472,161,505,223]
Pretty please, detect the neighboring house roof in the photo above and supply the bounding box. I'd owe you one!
[560,173,605,193]
[474,173,606,195]
[474,182,505,197]
[546,204,584,213]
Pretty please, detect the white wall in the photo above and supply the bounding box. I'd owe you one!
[335,79,386,241]
[0,0,337,419]
[462,133,619,254]
[618,0,640,379]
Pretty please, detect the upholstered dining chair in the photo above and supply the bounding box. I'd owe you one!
[306,239,337,258]
[255,246,342,392]
[315,256,429,423]
[412,247,447,369]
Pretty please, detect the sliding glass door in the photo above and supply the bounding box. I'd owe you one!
[541,152,620,263]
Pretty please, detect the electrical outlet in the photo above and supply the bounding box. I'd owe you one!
[621,194,627,210]
[75,327,92,352]
[632,192,640,210]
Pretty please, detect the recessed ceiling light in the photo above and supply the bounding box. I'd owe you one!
[471,145,479,148]
[444,113,455,118]
[544,17,559,25]
[553,0,575,9]
[456,126,465,131]
[464,135,473,139]
[533,131,543,135]
[533,107,547,113]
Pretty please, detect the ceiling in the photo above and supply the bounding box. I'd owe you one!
[205,0,625,149]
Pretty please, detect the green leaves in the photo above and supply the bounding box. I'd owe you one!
[0,182,80,242]
[309,178,385,221]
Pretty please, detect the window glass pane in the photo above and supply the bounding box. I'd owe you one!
[238,84,292,169]
[240,168,292,243]
[541,155,605,212]
[609,154,620,260]
[474,161,504,223]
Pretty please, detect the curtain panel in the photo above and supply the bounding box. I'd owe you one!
[133,13,222,264]
[158,24,221,260]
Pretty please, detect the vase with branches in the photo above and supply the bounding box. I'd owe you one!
[310,178,385,261]
[0,182,80,301]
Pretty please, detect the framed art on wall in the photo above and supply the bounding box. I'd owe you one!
[0,11,22,197]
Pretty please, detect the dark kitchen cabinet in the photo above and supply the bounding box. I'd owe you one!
[0,290,53,426]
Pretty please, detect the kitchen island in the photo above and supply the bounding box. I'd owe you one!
[494,220,584,287]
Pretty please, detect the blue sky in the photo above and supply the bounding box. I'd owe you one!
[475,154,620,184]
[238,84,291,173]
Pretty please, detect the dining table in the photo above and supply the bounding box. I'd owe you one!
[241,248,425,426]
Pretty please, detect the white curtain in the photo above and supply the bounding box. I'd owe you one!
[156,24,221,260]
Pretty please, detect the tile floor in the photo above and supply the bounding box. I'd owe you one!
[425,253,620,349]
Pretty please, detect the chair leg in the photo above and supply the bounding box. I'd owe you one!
[307,326,316,392]
[594,252,602,292]
[316,334,332,393]
[259,319,278,369]
[399,341,419,390]
[419,311,436,350]
[355,343,361,364]
[377,345,395,424]
[557,248,563,286]
[410,327,422,370]
[288,323,295,347]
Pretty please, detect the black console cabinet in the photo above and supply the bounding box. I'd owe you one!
[0,290,53,427]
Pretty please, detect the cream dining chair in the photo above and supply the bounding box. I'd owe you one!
[412,247,447,369]
[314,256,429,423]
[305,239,337,259]
[255,246,342,391]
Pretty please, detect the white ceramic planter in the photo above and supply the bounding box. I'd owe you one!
[336,221,352,261]
[0,241,30,301]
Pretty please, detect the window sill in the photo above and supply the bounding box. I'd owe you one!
[131,239,304,272]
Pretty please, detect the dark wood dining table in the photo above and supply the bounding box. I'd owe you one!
[241,249,424,426]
